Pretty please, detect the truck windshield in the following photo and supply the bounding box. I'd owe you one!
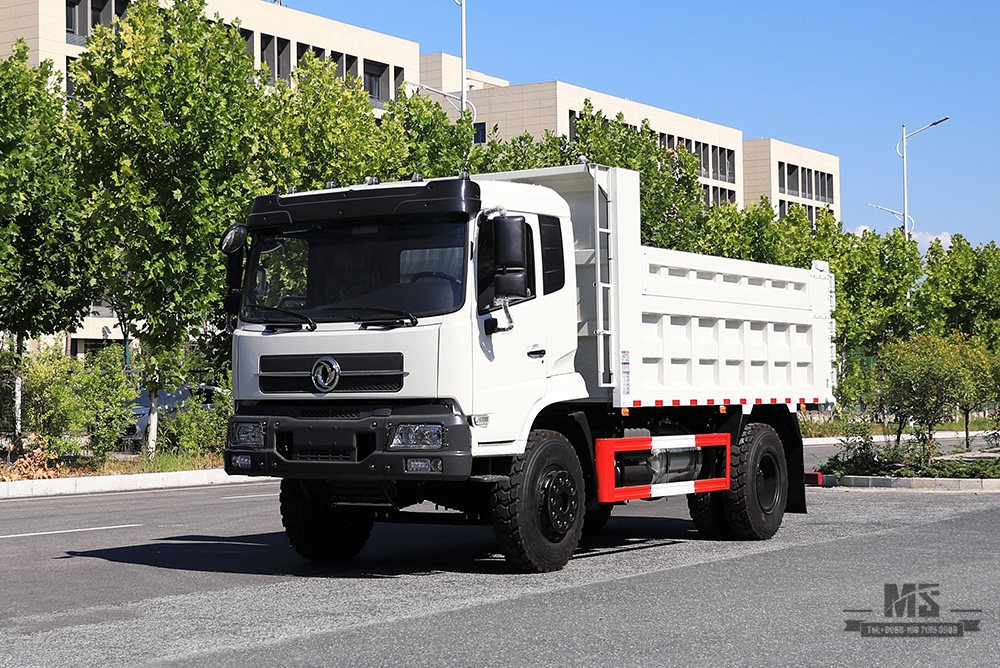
[241,214,468,326]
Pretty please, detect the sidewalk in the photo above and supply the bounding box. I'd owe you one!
[1,468,259,499]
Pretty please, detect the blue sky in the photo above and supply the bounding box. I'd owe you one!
[286,0,999,249]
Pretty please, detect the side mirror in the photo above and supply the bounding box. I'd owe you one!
[219,224,248,254]
[219,224,248,292]
[492,215,530,299]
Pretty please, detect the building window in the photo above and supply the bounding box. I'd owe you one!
[91,0,107,30]
[66,1,78,33]
[261,33,275,84]
[778,161,786,194]
[394,66,405,97]
[277,38,291,82]
[473,122,486,144]
[569,110,577,142]
[364,60,387,101]
[695,142,709,178]
[786,163,799,197]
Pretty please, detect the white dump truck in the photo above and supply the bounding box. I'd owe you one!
[219,164,836,572]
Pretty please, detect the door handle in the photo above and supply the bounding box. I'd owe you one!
[527,348,546,359]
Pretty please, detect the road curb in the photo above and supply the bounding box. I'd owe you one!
[833,475,1000,492]
[0,469,263,499]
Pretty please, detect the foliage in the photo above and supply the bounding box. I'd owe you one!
[72,0,264,382]
[560,101,707,250]
[382,90,478,180]
[72,0,266,455]
[21,346,86,453]
[157,391,231,457]
[873,333,967,462]
[818,420,916,478]
[0,40,97,342]
[75,345,135,460]
[263,53,391,192]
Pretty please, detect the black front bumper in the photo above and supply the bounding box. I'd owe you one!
[224,402,473,481]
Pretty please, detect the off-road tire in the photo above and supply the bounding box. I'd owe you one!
[490,430,585,572]
[279,479,374,563]
[724,423,787,540]
[686,490,732,539]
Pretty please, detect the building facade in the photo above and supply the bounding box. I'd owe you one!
[743,138,840,222]
[2,0,843,354]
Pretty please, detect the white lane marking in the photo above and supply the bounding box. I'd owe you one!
[220,493,280,500]
[0,523,143,540]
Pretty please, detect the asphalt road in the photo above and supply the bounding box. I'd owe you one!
[3,482,1000,667]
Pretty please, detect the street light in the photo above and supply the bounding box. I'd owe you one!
[453,0,467,117]
[897,116,949,242]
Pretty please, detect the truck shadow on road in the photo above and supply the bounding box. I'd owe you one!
[63,515,702,578]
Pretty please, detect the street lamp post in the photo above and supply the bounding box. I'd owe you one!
[896,116,949,242]
[453,0,467,117]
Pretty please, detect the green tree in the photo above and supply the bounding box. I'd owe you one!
[263,53,394,192]
[696,198,783,263]
[72,0,265,457]
[0,41,97,434]
[876,333,964,461]
[566,101,707,250]
[381,90,478,180]
[75,345,135,461]
[952,335,993,449]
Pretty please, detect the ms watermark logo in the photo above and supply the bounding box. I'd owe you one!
[844,584,981,638]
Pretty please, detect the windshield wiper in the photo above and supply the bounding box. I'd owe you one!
[247,304,318,331]
[321,306,418,328]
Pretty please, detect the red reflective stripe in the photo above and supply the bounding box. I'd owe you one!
[655,400,663,406]
[633,400,641,407]
[672,400,681,406]
[690,399,698,406]
[723,398,731,405]
[707,399,715,406]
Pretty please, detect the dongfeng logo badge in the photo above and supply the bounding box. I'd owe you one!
[311,357,341,392]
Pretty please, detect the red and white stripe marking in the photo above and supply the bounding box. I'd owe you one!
[629,397,822,408]
[595,433,730,503]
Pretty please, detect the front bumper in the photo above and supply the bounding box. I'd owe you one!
[224,402,473,481]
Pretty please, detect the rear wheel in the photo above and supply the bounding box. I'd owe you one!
[491,430,585,572]
[686,491,732,539]
[724,423,787,540]
[279,479,374,563]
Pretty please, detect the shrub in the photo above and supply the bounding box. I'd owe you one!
[76,345,135,460]
[157,386,231,456]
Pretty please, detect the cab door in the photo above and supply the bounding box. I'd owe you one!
[472,213,548,446]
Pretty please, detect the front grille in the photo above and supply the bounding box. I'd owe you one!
[293,448,354,462]
[299,408,362,419]
[258,353,403,394]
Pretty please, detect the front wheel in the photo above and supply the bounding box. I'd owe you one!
[491,430,585,572]
[279,479,374,563]
[724,423,787,540]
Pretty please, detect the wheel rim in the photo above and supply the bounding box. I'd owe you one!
[755,451,780,514]
[538,466,579,542]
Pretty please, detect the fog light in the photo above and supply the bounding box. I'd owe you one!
[406,457,444,473]
[232,454,252,470]
[390,424,444,449]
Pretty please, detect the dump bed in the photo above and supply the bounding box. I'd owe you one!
[475,164,837,410]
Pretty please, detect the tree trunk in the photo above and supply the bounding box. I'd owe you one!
[146,388,159,461]
[964,409,972,451]
[14,333,24,438]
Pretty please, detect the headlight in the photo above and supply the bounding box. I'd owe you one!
[230,421,265,448]
[389,424,444,449]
